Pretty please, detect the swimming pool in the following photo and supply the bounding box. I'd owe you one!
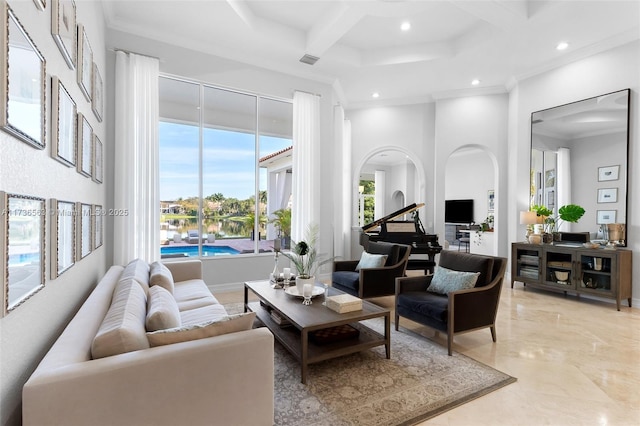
[9,252,41,266]
[160,245,240,258]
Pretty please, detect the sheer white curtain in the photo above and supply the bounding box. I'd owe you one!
[291,91,320,241]
[557,147,571,231]
[113,51,160,264]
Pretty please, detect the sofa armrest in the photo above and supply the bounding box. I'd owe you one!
[163,260,202,282]
[23,328,274,426]
[396,275,432,294]
[449,278,503,332]
[333,260,359,272]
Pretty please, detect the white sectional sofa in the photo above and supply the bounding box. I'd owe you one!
[22,259,274,426]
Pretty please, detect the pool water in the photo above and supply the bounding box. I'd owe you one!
[160,245,240,258]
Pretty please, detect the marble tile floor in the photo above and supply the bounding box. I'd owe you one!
[214,281,640,426]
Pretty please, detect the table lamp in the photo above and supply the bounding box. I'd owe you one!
[520,211,539,243]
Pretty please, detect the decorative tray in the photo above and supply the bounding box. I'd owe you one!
[284,286,325,298]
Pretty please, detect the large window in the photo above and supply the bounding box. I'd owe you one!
[159,76,292,258]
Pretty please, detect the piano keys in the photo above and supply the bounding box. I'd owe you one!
[360,203,442,273]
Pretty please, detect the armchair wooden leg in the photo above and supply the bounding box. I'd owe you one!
[447,336,453,356]
[490,325,497,342]
[394,313,399,331]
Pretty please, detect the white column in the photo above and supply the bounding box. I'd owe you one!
[374,170,386,218]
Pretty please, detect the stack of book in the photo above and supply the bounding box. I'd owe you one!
[269,310,291,327]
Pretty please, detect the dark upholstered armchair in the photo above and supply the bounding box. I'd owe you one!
[332,241,411,299]
[395,250,507,355]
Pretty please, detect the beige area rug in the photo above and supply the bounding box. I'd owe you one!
[224,303,516,426]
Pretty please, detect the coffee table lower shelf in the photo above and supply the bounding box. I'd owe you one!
[247,301,389,383]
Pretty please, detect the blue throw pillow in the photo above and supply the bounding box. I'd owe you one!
[355,251,388,271]
[428,266,480,295]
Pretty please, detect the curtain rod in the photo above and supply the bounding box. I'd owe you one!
[294,89,322,98]
[110,48,161,61]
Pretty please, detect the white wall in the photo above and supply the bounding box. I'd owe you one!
[0,1,107,424]
[445,149,495,224]
[509,40,639,306]
[346,103,435,254]
[434,94,510,257]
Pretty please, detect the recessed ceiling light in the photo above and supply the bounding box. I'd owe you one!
[401,21,411,31]
[471,79,480,86]
[372,92,380,98]
[556,42,569,51]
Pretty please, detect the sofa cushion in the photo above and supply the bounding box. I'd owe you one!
[119,258,150,295]
[91,279,150,359]
[428,266,480,295]
[438,251,494,287]
[331,271,360,293]
[146,285,181,332]
[367,241,400,266]
[355,251,388,271]
[397,291,449,322]
[149,261,175,294]
[173,279,217,311]
[180,304,228,326]
[146,312,256,347]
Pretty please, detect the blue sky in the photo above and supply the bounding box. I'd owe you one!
[159,121,291,201]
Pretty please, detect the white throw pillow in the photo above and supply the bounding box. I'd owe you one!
[355,251,388,271]
[428,266,480,295]
[146,285,181,332]
[91,279,150,359]
[146,312,256,347]
[119,258,150,295]
[149,261,175,294]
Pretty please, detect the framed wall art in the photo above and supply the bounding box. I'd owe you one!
[545,169,555,187]
[77,23,92,101]
[76,202,92,259]
[1,3,46,149]
[51,76,76,166]
[51,199,75,278]
[92,134,103,183]
[597,188,617,204]
[77,112,92,177]
[596,210,616,225]
[487,190,495,213]
[0,192,46,316]
[598,165,619,182]
[92,62,103,122]
[51,0,76,69]
[93,204,103,249]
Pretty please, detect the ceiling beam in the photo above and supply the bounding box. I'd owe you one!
[305,2,366,58]
[448,0,529,32]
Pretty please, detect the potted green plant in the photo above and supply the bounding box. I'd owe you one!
[475,215,494,245]
[269,208,291,249]
[531,204,585,242]
[280,223,334,293]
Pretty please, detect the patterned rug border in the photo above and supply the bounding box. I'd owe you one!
[392,324,517,425]
[224,302,516,425]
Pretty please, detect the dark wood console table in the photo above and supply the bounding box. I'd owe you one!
[511,242,632,310]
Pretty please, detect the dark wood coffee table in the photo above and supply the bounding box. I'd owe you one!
[244,280,390,384]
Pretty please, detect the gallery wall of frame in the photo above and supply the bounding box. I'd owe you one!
[0,0,106,317]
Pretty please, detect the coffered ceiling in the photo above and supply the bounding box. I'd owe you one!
[103,0,640,107]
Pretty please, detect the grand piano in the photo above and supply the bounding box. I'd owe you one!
[360,203,442,273]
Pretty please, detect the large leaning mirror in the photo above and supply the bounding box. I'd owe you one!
[531,89,630,246]
[0,3,46,149]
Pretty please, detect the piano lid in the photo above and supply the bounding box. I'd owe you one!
[361,203,425,233]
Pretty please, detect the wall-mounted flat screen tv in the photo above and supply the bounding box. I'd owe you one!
[445,199,474,224]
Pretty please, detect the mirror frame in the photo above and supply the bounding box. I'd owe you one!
[1,192,46,316]
[0,3,47,149]
[530,89,630,246]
